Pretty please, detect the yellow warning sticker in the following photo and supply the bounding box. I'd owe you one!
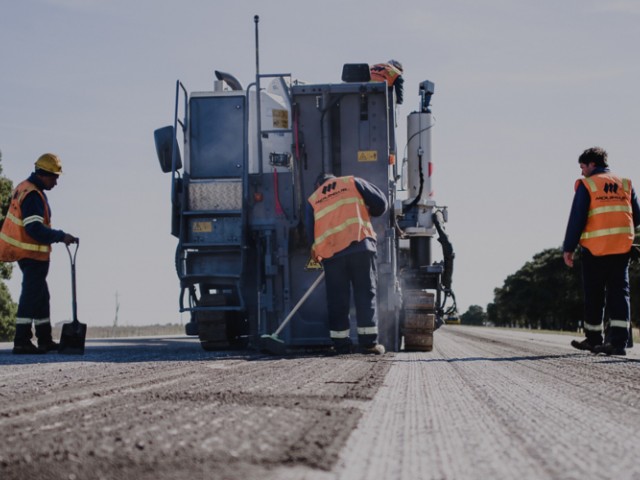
[305,257,323,270]
[272,109,289,128]
[357,150,378,162]
[192,221,212,233]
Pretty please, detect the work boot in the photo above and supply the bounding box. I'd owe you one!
[38,340,59,352]
[12,341,45,355]
[330,339,353,355]
[361,344,385,355]
[593,343,626,356]
[570,339,599,352]
[35,322,55,349]
[330,344,353,355]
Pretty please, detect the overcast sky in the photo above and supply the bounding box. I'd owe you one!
[1,0,639,327]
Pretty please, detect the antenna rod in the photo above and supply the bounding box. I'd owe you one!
[254,15,264,175]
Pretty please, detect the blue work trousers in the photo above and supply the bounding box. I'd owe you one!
[323,250,379,348]
[17,258,51,320]
[581,249,630,348]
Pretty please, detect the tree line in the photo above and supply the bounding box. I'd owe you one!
[0,150,17,340]
[461,245,640,330]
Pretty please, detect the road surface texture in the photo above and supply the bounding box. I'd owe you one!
[1,326,639,480]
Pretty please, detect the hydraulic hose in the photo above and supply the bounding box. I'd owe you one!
[432,211,454,290]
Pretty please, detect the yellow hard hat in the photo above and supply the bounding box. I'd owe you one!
[388,59,403,73]
[35,153,63,175]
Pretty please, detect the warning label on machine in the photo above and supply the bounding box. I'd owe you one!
[272,109,289,128]
[192,221,213,233]
[357,150,378,162]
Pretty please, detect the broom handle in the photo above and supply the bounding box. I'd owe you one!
[66,241,79,323]
[274,271,325,337]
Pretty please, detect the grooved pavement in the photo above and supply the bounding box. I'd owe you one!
[333,326,640,480]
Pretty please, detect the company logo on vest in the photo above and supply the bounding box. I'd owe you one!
[603,182,619,194]
[322,182,337,194]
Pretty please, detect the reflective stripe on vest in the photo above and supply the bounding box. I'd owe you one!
[577,174,634,256]
[0,180,52,262]
[310,176,376,260]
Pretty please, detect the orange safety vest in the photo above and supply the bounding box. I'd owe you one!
[370,63,402,87]
[0,180,52,262]
[309,176,376,260]
[577,173,634,256]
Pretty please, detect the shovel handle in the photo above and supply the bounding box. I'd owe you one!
[65,241,79,323]
[273,271,325,337]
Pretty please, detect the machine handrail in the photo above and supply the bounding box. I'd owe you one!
[172,80,188,250]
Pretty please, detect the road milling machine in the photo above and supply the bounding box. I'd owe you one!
[154,18,457,352]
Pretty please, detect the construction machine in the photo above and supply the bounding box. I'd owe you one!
[153,16,457,352]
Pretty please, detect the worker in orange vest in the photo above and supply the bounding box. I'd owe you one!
[0,153,78,354]
[564,147,640,356]
[306,173,388,355]
[370,59,404,105]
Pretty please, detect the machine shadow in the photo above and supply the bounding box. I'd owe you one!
[393,353,640,363]
[0,336,261,365]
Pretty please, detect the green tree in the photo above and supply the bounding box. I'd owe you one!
[0,149,17,341]
[487,248,583,331]
[461,304,486,325]
[487,244,640,332]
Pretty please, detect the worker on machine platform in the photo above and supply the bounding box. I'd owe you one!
[370,59,404,105]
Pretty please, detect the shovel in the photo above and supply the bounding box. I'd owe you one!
[59,241,86,355]
[260,271,325,355]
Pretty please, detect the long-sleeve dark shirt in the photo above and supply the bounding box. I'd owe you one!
[305,176,388,257]
[21,173,66,246]
[563,167,640,253]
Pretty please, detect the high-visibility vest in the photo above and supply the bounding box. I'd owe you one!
[577,173,634,256]
[370,63,402,87]
[0,180,52,262]
[309,176,376,260]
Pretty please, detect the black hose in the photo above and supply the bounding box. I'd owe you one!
[432,211,454,290]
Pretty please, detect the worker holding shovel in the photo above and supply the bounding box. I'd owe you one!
[0,153,78,354]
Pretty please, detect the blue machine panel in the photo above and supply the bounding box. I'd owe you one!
[189,95,246,179]
[187,217,242,244]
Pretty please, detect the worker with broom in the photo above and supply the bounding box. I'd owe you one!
[0,153,78,354]
[306,173,388,355]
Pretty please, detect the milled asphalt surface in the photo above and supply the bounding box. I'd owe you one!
[1,326,639,480]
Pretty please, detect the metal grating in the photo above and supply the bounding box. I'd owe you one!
[188,180,242,210]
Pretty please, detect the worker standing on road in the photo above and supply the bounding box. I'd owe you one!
[306,173,388,355]
[0,153,78,354]
[370,60,404,105]
[564,147,640,356]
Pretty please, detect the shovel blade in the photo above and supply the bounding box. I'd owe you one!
[59,320,87,355]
